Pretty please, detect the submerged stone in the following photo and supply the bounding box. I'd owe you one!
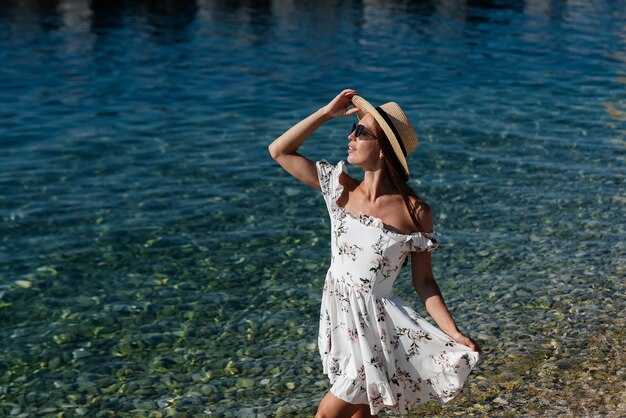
[14,280,32,289]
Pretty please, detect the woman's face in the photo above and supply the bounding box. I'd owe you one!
[347,113,383,167]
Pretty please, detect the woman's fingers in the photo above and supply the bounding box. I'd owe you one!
[466,336,482,353]
[334,89,353,101]
[338,89,357,103]
[466,337,477,351]
[452,332,482,353]
[336,90,356,105]
[321,89,358,119]
[338,90,357,111]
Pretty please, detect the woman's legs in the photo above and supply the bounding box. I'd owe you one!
[350,405,378,418]
[315,390,378,418]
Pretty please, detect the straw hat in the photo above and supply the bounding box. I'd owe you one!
[351,95,418,178]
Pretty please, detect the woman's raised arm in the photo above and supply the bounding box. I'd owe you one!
[268,89,358,189]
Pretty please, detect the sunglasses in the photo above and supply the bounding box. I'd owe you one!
[350,123,378,140]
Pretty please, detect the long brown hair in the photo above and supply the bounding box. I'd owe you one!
[373,122,430,234]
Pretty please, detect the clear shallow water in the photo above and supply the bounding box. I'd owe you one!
[0,0,625,416]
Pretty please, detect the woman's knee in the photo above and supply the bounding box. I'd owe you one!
[350,406,378,418]
[316,390,364,418]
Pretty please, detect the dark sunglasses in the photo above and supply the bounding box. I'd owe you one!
[350,123,378,140]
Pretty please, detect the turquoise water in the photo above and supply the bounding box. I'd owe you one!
[1,1,625,416]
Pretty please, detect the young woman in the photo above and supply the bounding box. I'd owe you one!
[268,89,482,417]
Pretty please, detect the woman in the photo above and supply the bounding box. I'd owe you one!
[268,89,482,417]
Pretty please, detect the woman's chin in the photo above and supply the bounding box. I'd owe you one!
[347,153,361,163]
[347,154,362,165]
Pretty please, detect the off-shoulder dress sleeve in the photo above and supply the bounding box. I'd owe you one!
[409,231,440,253]
[315,159,347,212]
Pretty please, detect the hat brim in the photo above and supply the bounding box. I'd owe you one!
[351,95,410,178]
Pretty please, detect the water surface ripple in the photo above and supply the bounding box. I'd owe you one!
[0,0,625,416]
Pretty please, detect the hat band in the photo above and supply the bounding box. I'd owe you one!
[374,106,407,157]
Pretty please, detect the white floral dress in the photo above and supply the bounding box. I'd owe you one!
[315,159,480,415]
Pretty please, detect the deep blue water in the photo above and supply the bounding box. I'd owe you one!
[0,1,624,416]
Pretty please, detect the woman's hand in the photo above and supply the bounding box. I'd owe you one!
[449,330,482,354]
[321,89,360,120]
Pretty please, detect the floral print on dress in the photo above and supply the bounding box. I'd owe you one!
[347,328,359,343]
[375,298,387,322]
[351,364,367,394]
[390,360,423,398]
[369,235,399,282]
[369,392,384,408]
[338,241,363,261]
[357,309,370,331]
[333,209,348,242]
[329,357,342,376]
[355,276,372,296]
[389,326,433,361]
[314,159,480,415]
[335,287,351,313]
[368,354,383,370]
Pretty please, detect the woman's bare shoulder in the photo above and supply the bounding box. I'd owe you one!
[338,171,360,189]
[409,196,434,232]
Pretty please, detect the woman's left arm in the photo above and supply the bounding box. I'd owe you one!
[410,207,481,353]
[410,252,481,353]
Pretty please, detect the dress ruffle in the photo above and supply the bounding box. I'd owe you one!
[408,231,439,253]
[330,374,397,412]
[316,159,349,210]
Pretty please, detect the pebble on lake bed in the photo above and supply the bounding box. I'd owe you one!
[72,349,93,360]
[14,280,32,288]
